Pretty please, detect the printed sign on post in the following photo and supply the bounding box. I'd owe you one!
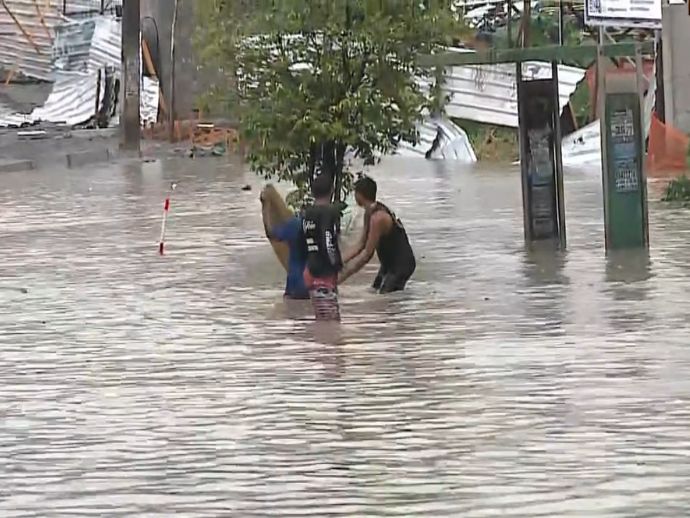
[586,0,661,28]
[609,107,640,193]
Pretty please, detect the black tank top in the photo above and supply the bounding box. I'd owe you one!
[302,204,343,277]
[371,202,416,274]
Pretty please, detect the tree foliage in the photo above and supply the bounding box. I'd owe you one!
[196,0,463,205]
[663,175,690,202]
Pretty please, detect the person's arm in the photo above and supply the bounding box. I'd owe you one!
[338,212,384,284]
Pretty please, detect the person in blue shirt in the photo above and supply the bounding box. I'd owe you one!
[261,190,309,300]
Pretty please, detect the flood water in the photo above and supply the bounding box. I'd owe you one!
[2,156,690,517]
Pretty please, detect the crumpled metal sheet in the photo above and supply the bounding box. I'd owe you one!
[109,75,160,126]
[416,48,585,128]
[0,71,159,128]
[0,2,124,81]
[54,16,120,73]
[0,13,159,129]
[397,117,478,162]
[29,71,103,126]
[443,60,585,128]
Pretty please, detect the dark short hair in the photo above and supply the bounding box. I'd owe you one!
[354,176,377,201]
[311,173,333,198]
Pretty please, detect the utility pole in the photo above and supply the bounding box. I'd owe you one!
[168,0,180,141]
[558,0,564,46]
[120,0,140,152]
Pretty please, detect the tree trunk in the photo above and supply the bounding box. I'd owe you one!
[333,142,347,203]
[310,139,347,203]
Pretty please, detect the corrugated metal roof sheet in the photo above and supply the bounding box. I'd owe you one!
[0,0,62,81]
[0,1,122,81]
[0,71,159,128]
[30,71,103,125]
[109,75,160,126]
[440,57,586,128]
[397,117,477,162]
[88,17,120,69]
[0,14,158,129]
[54,16,120,72]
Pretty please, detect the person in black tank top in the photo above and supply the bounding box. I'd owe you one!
[302,174,343,320]
[339,176,416,293]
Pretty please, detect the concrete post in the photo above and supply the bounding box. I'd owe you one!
[120,0,141,152]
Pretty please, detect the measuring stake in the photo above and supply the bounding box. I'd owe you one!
[158,183,176,255]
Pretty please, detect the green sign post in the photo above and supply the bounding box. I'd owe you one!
[598,44,649,250]
[415,41,652,251]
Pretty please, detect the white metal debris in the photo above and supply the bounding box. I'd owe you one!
[397,117,478,162]
[440,53,586,128]
[562,65,657,168]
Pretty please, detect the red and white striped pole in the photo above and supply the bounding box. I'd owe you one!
[158,183,176,255]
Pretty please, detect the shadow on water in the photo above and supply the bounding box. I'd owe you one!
[518,242,569,337]
[604,248,653,333]
[605,248,652,284]
[522,242,569,286]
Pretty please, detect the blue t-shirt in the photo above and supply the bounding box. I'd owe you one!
[271,216,309,299]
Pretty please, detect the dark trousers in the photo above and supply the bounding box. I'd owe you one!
[372,263,415,294]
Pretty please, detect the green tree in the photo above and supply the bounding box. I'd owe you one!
[196,0,463,205]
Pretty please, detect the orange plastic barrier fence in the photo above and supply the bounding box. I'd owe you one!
[142,120,239,151]
[647,114,689,177]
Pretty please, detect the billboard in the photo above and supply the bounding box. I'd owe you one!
[585,0,662,28]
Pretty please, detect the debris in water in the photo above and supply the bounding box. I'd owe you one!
[242,185,252,191]
[0,287,28,294]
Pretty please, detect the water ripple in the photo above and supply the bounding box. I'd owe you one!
[2,157,690,516]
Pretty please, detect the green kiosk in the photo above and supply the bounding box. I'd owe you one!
[598,44,649,250]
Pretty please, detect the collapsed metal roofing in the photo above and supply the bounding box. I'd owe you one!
[0,2,157,129]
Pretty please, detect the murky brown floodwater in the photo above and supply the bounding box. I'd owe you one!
[2,156,690,517]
